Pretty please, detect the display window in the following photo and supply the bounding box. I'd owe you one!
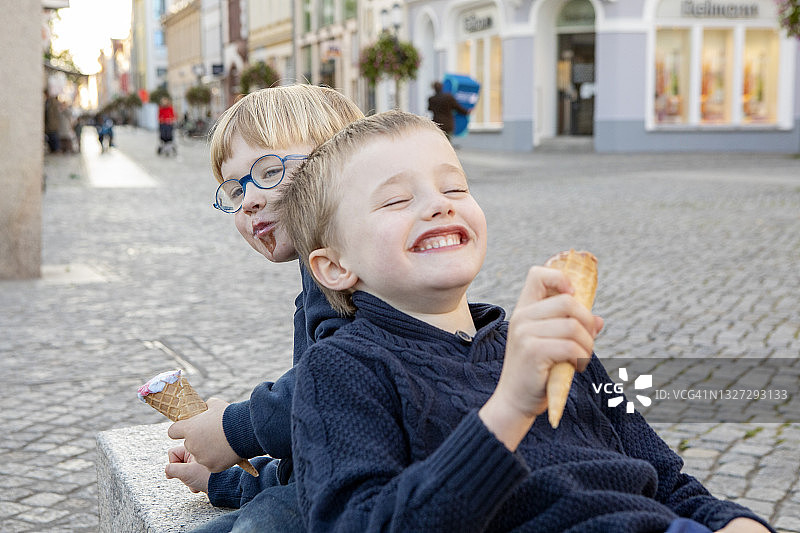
[655,29,691,124]
[743,29,779,123]
[455,6,503,127]
[700,29,733,123]
[652,0,785,128]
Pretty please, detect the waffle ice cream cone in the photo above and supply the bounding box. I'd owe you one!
[544,250,598,428]
[138,370,259,477]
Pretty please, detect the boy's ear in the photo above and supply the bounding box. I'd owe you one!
[308,248,359,291]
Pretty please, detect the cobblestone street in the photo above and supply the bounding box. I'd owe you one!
[1,125,799,531]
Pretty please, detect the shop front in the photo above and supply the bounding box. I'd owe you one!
[407,0,799,153]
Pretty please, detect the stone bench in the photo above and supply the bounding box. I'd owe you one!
[96,423,231,533]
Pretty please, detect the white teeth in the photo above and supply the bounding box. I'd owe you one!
[415,233,462,251]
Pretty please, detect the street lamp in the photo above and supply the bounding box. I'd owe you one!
[379,2,404,109]
[390,2,402,34]
[192,63,205,83]
[380,2,402,35]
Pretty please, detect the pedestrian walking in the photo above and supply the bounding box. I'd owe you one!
[427,81,470,140]
[157,97,177,156]
[44,92,61,153]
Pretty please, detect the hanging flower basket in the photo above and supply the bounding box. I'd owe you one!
[185,85,212,107]
[359,32,421,86]
[777,0,800,38]
[239,61,279,94]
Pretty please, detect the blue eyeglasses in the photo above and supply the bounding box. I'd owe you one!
[213,154,308,213]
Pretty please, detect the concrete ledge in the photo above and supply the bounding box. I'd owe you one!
[97,423,231,533]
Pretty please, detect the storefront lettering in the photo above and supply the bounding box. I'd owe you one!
[680,0,758,17]
[464,13,493,33]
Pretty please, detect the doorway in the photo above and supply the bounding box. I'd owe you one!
[555,0,596,136]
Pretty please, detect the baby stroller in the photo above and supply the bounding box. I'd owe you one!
[158,123,177,156]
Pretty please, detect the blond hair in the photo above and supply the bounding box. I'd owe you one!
[209,84,364,183]
[277,110,448,315]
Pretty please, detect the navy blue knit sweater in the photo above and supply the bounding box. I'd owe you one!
[292,292,773,533]
[207,264,351,508]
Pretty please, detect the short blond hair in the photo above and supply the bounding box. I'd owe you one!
[209,84,364,183]
[277,110,448,315]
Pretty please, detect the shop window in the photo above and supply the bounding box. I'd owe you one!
[320,58,335,88]
[489,36,503,123]
[653,0,784,128]
[743,29,778,123]
[302,0,312,33]
[654,29,690,124]
[301,46,312,83]
[344,0,357,20]
[319,0,335,27]
[456,36,502,127]
[701,29,733,123]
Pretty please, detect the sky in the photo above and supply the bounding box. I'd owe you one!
[50,0,132,74]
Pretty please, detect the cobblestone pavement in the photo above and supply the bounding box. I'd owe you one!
[1,125,799,532]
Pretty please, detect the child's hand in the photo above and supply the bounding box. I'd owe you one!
[479,266,602,451]
[165,445,211,494]
[714,518,771,532]
[167,397,242,472]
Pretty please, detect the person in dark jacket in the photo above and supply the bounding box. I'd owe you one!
[278,110,774,533]
[428,80,470,139]
[164,85,363,533]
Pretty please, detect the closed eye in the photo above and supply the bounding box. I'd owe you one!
[381,197,412,208]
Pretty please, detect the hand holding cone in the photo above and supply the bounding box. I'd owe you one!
[544,250,598,428]
[138,370,259,477]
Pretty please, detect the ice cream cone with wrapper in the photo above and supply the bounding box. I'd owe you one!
[544,250,598,428]
[138,370,259,477]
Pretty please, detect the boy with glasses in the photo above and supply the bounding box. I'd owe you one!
[164,85,363,533]
[278,110,773,533]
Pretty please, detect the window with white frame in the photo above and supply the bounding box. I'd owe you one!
[653,0,786,128]
[456,6,503,127]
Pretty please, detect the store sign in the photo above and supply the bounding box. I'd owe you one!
[680,0,758,17]
[657,0,775,18]
[461,7,496,35]
[322,41,341,61]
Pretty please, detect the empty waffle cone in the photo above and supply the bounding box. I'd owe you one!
[139,370,259,477]
[544,250,598,428]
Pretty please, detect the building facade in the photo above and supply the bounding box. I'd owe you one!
[248,0,293,82]
[131,0,170,97]
[200,0,226,116]
[295,0,361,104]
[163,0,203,118]
[406,0,800,152]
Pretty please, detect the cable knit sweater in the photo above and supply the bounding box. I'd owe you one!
[292,292,773,533]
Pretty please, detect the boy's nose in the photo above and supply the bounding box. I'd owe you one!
[425,194,455,220]
[241,185,266,214]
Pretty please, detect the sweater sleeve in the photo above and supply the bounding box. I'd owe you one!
[222,369,296,460]
[207,456,281,509]
[292,344,528,533]
[584,355,776,533]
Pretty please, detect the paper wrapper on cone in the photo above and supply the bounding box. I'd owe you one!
[544,250,598,428]
[138,370,259,477]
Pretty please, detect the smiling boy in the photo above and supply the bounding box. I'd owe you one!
[277,110,773,533]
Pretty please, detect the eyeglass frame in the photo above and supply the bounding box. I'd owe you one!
[212,153,308,213]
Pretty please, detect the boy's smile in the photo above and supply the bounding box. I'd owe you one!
[332,127,487,317]
[221,134,313,263]
[410,226,468,252]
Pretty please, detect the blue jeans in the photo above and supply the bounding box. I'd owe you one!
[190,481,303,533]
[665,518,713,533]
